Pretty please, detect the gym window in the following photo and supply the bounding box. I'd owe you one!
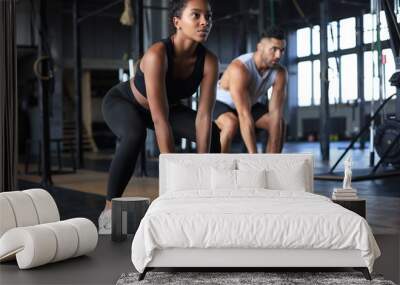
[312,26,320,54]
[339,17,356,49]
[313,60,321,105]
[364,49,396,101]
[297,59,320,107]
[328,57,339,104]
[341,53,358,101]
[297,24,321,107]
[298,61,312,106]
[296,11,394,106]
[363,12,390,44]
[327,21,338,52]
[296,27,311,57]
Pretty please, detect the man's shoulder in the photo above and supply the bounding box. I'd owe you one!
[273,63,287,73]
[228,60,251,79]
[236,52,254,62]
[272,64,288,86]
[273,64,288,81]
[227,60,251,85]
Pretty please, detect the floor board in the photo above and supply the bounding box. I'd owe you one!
[1,234,398,285]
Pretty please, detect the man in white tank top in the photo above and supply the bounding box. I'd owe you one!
[213,27,287,153]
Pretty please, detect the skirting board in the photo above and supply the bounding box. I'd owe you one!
[147,248,366,268]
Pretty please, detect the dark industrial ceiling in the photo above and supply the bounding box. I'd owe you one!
[59,0,373,31]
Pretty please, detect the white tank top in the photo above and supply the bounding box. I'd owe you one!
[216,53,279,109]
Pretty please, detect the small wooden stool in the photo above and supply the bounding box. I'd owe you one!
[111,197,150,242]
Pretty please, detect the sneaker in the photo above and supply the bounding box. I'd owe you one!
[98,209,112,235]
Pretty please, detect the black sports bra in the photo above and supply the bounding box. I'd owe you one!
[133,37,206,104]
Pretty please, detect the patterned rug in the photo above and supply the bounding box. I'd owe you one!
[116,271,396,285]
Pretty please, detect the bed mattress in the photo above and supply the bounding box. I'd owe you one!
[131,190,380,273]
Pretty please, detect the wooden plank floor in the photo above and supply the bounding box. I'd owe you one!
[18,165,159,202]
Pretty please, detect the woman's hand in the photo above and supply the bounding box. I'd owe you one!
[196,51,219,153]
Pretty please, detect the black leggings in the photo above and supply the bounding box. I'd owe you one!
[102,81,221,201]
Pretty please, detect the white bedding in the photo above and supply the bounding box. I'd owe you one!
[131,190,380,273]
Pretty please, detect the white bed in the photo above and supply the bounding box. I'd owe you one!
[131,154,380,280]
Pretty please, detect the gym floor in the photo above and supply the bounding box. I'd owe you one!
[2,142,400,284]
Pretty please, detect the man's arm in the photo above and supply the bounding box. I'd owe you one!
[196,51,219,153]
[229,62,257,153]
[266,67,287,153]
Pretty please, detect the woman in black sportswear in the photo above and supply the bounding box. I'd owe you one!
[98,0,219,234]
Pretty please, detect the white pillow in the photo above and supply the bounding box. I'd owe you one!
[265,163,307,191]
[236,169,267,189]
[167,160,235,191]
[167,162,207,191]
[238,159,309,191]
[211,169,267,190]
[211,168,236,190]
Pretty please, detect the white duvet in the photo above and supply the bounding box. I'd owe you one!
[131,190,380,273]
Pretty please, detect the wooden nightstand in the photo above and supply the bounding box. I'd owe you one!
[332,199,366,218]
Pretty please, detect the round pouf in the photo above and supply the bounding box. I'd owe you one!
[111,197,150,242]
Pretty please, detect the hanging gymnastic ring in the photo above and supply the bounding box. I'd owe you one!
[33,56,53,81]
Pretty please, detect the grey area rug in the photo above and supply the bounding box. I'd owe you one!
[116,272,396,285]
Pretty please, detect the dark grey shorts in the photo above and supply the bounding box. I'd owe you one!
[213,100,268,122]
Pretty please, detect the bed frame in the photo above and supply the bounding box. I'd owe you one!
[138,154,371,280]
[140,248,370,280]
